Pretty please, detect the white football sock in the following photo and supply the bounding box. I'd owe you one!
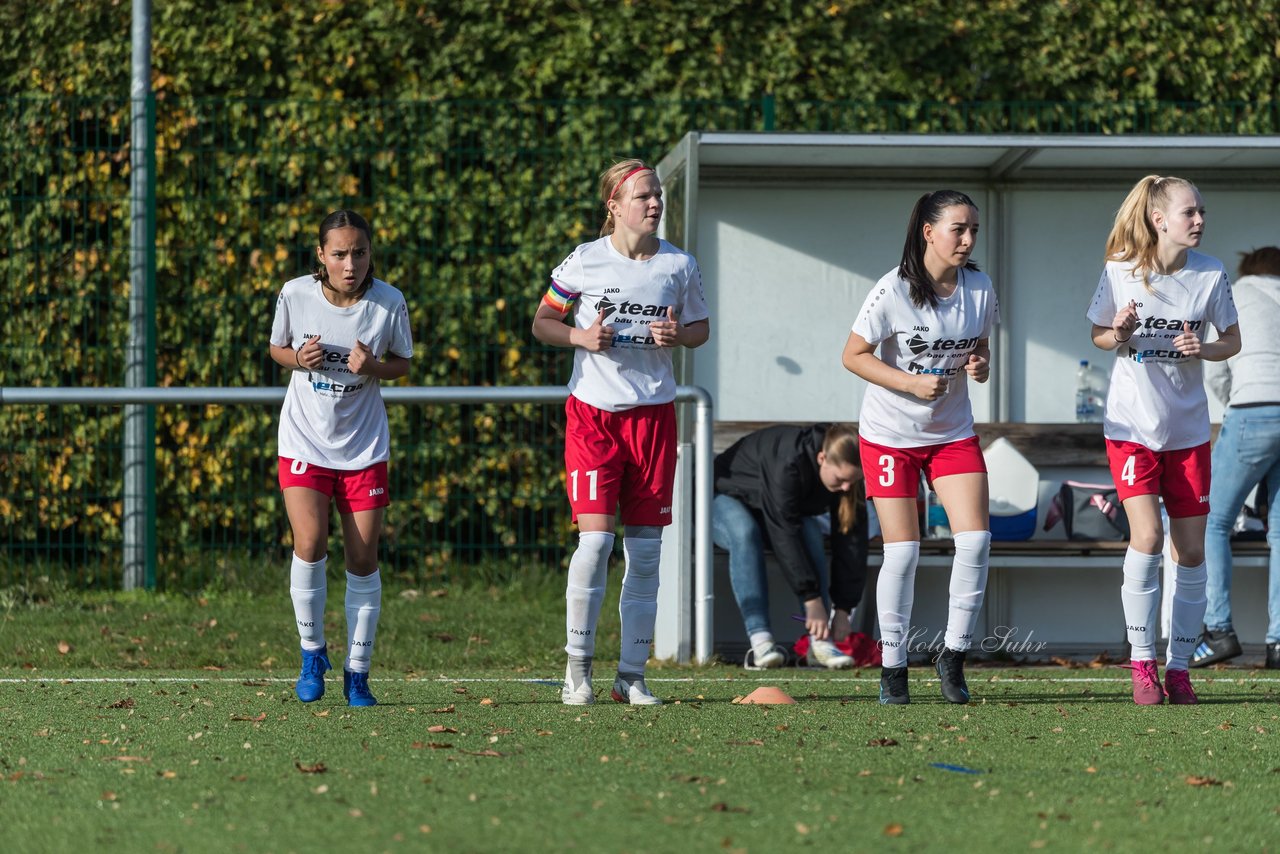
[876,541,920,668]
[1166,562,1207,671]
[1121,548,1163,661]
[945,530,991,651]
[344,570,381,674]
[618,536,662,675]
[565,531,614,659]
[289,553,327,651]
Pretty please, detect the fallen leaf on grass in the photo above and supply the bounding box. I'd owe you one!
[427,725,458,734]
[295,762,328,774]
[867,738,899,747]
[479,698,495,707]
[312,710,330,718]
[158,770,177,779]
[535,730,553,736]
[426,743,452,750]
[106,698,135,709]
[673,774,712,784]
[431,632,455,643]
[458,749,503,757]
[231,713,267,722]
[883,823,904,837]
[710,802,749,813]
[1185,775,1223,787]
[452,687,468,695]
[429,588,448,598]
[725,739,764,746]
[57,641,72,655]
[104,756,149,763]
[431,705,455,714]
[490,727,513,735]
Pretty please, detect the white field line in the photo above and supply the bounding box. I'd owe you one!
[1,674,1278,685]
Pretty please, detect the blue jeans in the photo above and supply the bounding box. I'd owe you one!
[1204,405,1280,643]
[712,493,828,637]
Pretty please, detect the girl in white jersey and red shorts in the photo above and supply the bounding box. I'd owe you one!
[842,190,999,706]
[533,159,710,706]
[268,210,413,707]
[1087,176,1239,705]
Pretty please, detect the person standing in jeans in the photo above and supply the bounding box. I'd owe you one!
[1195,246,1280,670]
[712,423,868,670]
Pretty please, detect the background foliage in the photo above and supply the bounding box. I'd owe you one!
[2,0,1278,587]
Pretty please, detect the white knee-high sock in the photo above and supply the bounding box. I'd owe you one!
[289,553,327,651]
[877,541,920,668]
[618,536,662,675]
[344,570,381,674]
[945,531,991,651]
[565,531,615,659]
[1166,562,1207,671]
[1121,548,1163,661]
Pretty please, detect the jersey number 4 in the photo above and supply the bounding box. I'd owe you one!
[570,469,598,501]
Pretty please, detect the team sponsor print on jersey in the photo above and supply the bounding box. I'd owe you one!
[595,297,674,348]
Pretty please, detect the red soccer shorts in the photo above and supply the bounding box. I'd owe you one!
[278,457,390,514]
[859,435,987,499]
[1105,440,1210,518]
[563,395,676,526]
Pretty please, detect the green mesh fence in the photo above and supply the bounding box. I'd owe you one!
[2,97,1275,590]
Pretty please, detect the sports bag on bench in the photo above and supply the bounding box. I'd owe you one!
[1042,480,1130,540]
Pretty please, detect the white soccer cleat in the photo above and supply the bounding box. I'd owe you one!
[743,644,786,670]
[611,674,663,706]
[807,637,854,670]
[561,662,595,705]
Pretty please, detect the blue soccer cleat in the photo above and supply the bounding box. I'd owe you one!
[343,670,378,707]
[296,646,332,702]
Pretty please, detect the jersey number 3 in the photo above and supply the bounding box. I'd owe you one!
[878,455,895,487]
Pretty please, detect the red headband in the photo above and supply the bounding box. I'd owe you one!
[607,165,654,202]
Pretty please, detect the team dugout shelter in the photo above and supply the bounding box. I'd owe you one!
[651,132,1280,663]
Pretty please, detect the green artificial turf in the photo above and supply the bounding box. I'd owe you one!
[2,577,1278,852]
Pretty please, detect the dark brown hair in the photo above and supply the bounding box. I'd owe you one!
[312,209,375,296]
[820,423,864,535]
[1239,246,1280,278]
[899,191,980,309]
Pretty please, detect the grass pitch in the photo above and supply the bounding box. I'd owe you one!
[1,576,1278,852]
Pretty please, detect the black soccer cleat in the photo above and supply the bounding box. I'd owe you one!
[1266,642,1280,670]
[935,647,970,704]
[1189,629,1242,668]
[879,666,910,705]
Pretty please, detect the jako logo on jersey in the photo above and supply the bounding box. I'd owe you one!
[596,296,619,320]
[906,334,930,355]
[368,487,385,497]
[1199,495,1209,503]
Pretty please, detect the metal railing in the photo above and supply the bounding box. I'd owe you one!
[1,384,718,664]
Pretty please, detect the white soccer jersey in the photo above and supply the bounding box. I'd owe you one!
[269,275,413,469]
[852,267,999,447]
[1086,250,1238,451]
[546,236,709,412]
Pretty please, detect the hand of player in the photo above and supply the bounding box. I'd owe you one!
[963,353,989,383]
[1112,299,1139,342]
[650,306,681,348]
[297,335,323,370]
[804,597,830,641]
[830,608,852,644]
[1173,319,1202,357]
[912,373,950,402]
[573,309,615,352]
[348,339,375,375]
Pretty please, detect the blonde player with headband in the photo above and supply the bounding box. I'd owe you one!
[533,159,710,705]
[1087,175,1239,705]
[842,190,998,705]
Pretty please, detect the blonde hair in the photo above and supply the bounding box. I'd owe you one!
[1104,175,1198,292]
[820,423,864,535]
[597,159,654,237]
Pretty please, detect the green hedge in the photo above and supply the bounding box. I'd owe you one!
[2,1,1277,586]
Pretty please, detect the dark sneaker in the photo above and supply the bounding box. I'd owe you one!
[1164,668,1198,705]
[295,646,332,703]
[1266,642,1280,670]
[1189,629,1242,668]
[343,670,378,707]
[1124,659,1164,705]
[879,666,910,705]
[935,648,970,704]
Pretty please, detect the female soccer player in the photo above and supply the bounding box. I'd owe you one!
[1087,175,1239,704]
[842,190,998,705]
[533,159,710,706]
[268,210,413,707]
[712,422,868,670]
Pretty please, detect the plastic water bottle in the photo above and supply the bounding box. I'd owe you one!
[1075,360,1098,423]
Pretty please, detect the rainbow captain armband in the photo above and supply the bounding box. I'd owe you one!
[542,280,580,314]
